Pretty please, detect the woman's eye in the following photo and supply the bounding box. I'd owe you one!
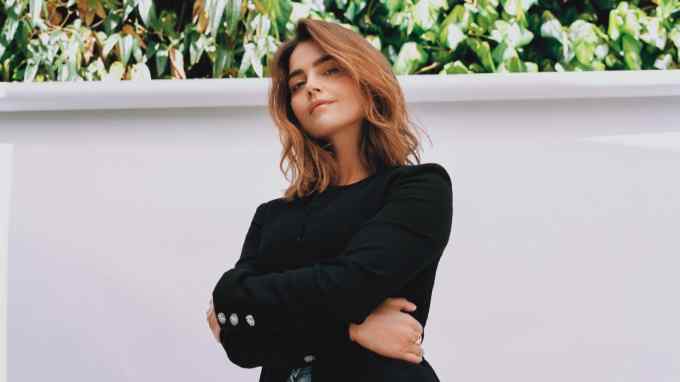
[290,68,340,92]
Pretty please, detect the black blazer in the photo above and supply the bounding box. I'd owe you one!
[212,163,453,381]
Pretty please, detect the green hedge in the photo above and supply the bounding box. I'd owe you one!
[0,0,678,82]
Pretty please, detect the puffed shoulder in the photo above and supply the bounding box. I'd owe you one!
[384,163,453,204]
[379,162,453,248]
[389,162,452,188]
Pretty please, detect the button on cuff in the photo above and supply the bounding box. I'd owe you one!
[217,312,226,325]
[245,314,255,327]
[229,313,239,326]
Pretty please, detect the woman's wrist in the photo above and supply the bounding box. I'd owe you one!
[348,323,357,342]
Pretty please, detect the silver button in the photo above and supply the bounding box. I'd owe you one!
[229,313,239,326]
[303,355,315,363]
[245,314,255,327]
[217,312,226,325]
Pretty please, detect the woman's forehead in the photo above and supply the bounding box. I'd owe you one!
[289,41,332,67]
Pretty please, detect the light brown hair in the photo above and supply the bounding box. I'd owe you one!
[268,18,430,201]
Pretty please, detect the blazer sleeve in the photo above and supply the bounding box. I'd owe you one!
[212,163,453,344]
[214,201,350,369]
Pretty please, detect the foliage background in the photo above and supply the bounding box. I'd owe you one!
[0,0,679,82]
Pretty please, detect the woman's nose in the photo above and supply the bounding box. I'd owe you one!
[304,75,321,94]
[306,85,321,96]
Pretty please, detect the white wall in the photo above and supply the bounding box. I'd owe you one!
[0,144,13,382]
[1,73,680,382]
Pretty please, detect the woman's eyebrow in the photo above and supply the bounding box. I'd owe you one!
[288,54,335,82]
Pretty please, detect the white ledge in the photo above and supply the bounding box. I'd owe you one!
[1,70,679,112]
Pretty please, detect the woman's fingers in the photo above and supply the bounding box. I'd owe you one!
[388,297,417,312]
[402,353,421,364]
[206,304,221,342]
[402,342,424,364]
[403,314,423,334]
[406,328,420,343]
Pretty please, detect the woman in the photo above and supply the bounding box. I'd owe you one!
[206,18,452,382]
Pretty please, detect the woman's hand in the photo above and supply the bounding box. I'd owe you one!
[206,298,221,343]
[348,297,424,364]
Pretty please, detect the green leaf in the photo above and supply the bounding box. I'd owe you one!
[118,34,134,66]
[500,0,537,26]
[103,33,120,58]
[253,0,292,39]
[23,58,39,81]
[238,42,257,77]
[622,10,641,39]
[389,10,406,27]
[29,0,43,28]
[525,61,538,72]
[133,42,143,63]
[440,4,470,39]
[608,9,623,40]
[568,20,600,46]
[393,41,428,74]
[382,0,404,16]
[414,0,447,31]
[190,34,207,66]
[344,0,367,22]
[568,20,602,65]
[653,53,673,69]
[213,41,227,78]
[622,33,641,69]
[104,9,122,34]
[670,25,680,61]
[123,0,138,21]
[639,16,667,50]
[541,18,578,62]
[574,41,595,65]
[105,61,125,81]
[56,63,67,81]
[489,19,533,48]
[138,0,157,28]
[467,37,495,71]
[657,0,680,21]
[155,45,168,76]
[441,60,471,74]
[492,41,517,64]
[66,35,79,79]
[505,56,525,72]
[2,14,19,43]
[541,18,569,44]
[500,0,537,16]
[594,43,609,60]
[130,62,151,80]
[476,4,499,33]
[443,23,465,51]
[224,0,242,37]
[365,35,382,51]
[209,0,227,37]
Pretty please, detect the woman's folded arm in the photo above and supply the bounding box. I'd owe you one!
[215,201,351,369]
[212,163,453,364]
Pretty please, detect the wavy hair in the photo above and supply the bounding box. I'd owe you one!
[268,18,430,201]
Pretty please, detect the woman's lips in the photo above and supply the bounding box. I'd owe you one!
[311,101,335,114]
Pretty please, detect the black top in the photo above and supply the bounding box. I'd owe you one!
[212,162,453,382]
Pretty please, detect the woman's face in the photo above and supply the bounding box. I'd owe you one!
[287,40,365,143]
